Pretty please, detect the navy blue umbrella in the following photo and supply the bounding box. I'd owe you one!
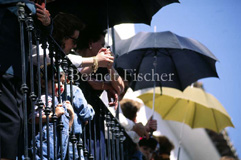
[115,31,219,91]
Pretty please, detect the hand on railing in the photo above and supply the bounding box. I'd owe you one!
[55,104,65,118]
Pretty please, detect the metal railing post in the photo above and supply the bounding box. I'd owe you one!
[119,128,125,160]
[55,50,64,160]
[34,28,44,160]
[111,119,116,160]
[77,134,83,160]
[42,38,51,160]
[83,126,88,158]
[49,40,58,160]
[26,13,37,160]
[17,3,29,159]
[115,123,120,160]
[68,65,77,160]
[106,112,111,160]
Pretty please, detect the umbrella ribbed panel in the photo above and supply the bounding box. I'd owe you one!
[161,98,181,119]
[190,101,197,129]
[163,48,183,88]
[211,108,219,133]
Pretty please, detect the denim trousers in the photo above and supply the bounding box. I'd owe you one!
[35,113,70,160]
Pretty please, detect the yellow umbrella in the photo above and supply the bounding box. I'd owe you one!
[138,87,234,133]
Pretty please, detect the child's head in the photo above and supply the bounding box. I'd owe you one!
[120,99,141,122]
[39,64,65,96]
[139,137,158,160]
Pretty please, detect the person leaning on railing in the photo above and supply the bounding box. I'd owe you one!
[72,25,125,108]
[66,25,124,160]
[42,12,98,159]
[0,1,51,159]
[51,13,120,102]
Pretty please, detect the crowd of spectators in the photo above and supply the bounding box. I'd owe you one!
[0,1,181,160]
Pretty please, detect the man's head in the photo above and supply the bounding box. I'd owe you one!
[52,12,85,54]
[120,99,141,122]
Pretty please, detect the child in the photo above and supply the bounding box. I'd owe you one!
[33,64,74,160]
[33,64,95,160]
[139,137,158,160]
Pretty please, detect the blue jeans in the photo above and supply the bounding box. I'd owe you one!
[35,113,70,160]
[68,137,85,160]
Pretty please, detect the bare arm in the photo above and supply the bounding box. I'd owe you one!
[87,79,112,91]
[108,66,124,95]
[81,49,114,68]
[65,101,75,129]
[102,49,124,95]
[132,122,149,139]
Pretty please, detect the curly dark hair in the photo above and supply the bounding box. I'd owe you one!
[52,12,85,47]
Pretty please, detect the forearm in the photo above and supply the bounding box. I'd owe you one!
[87,79,112,90]
[80,66,93,74]
[69,56,96,74]
[109,67,124,95]
[69,114,74,129]
[81,57,95,67]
